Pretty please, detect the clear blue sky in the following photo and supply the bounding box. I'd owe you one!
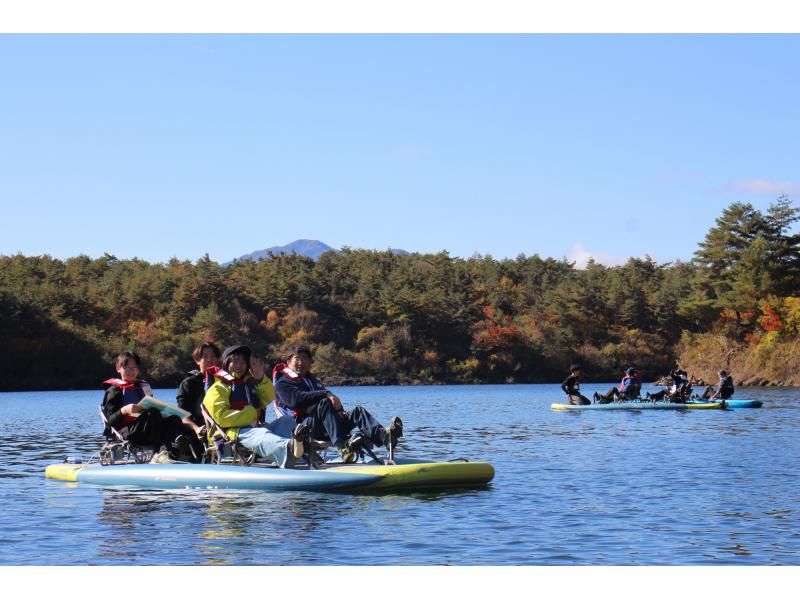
[1,34,798,266]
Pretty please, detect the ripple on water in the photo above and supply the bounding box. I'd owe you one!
[1,385,799,564]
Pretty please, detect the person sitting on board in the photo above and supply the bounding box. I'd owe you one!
[102,351,204,462]
[560,364,591,405]
[175,341,221,437]
[202,345,305,468]
[594,367,641,404]
[646,367,691,403]
[701,370,735,400]
[273,345,403,463]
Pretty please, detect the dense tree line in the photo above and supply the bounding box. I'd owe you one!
[1,199,799,390]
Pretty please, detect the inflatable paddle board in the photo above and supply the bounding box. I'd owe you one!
[551,401,723,411]
[688,398,762,408]
[45,458,495,492]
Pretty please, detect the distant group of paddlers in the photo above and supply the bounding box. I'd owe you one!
[561,365,735,406]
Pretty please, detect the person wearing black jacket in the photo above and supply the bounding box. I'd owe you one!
[647,367,692,403]
[701,370,735,399]
[561,364,590,405]
[175,342,221,432]
[102,351,203,462]
[273,345,403,463]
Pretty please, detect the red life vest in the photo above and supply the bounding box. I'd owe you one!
[214,369,255,410]
[273,362,306,383]
[272,363,324,418]
[103,378,150,427]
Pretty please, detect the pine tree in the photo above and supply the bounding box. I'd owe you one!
[691,202,768,316]
[764,195,800,296]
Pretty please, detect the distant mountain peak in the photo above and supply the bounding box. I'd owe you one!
[232,240,335,263]
[229,240,410,264]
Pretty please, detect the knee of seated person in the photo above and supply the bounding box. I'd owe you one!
[349,404,374,419]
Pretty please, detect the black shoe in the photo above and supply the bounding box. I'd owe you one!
[347,432,367,453]
[292,422,311,443]
[383,416,403,450]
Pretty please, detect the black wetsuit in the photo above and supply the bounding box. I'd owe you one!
[561,374,590,405]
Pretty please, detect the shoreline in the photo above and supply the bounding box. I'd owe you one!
[2,378,797,393]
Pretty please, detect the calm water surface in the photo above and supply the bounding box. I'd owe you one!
[1,384,798,565]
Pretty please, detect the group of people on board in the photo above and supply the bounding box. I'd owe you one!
[101,342,403,468]
[560,363,735,405]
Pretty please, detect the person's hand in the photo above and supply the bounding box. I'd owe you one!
[249,357,265,382]
[122,404,142,416]
[327,392,343,411]
[182,416,204,435]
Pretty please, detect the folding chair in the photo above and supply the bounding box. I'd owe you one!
[98,406,156,464]
[199,403,255,465]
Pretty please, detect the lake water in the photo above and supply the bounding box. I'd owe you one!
[1,383,798,566]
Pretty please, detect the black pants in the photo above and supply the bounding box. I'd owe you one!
[650,389,687,403]
[302,399,386,448]
[123,409,203,461]
[597,388,621,404]
[702,385,734,399]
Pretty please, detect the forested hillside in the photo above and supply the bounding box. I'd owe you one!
[1,198,799,390]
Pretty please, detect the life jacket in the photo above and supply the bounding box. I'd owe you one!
[619,375,633,392]
[720,375,734,391]
[103,378,151,427]
[272,362,325,418]
[619,375,641,398]
[214,368,257,410]
[272,363,294,417]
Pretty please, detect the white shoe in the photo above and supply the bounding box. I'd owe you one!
[150,450,175,464]
[291,423,309,459]
[288,439,304,459]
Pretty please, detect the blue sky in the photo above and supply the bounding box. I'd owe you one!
[1,34,798,266]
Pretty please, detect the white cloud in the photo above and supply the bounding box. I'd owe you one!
[727,178,800,197]
[567,243,630,269]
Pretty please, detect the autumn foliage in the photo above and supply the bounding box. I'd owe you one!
[1,197,799,389]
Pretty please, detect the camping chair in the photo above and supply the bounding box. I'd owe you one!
[98,406,156,464]
[271,401,333,469]
[199,403,255,465]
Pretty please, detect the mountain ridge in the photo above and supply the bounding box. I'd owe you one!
[230,239,409,263]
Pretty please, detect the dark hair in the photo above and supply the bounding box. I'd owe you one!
[719,370,728,377]
[569,364,581,373]
[287,344,313,360]
[115,351,142,370]
[221,345,252,370]
[192,342,221,362]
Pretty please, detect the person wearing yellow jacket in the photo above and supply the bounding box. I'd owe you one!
[203,345,305,468]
